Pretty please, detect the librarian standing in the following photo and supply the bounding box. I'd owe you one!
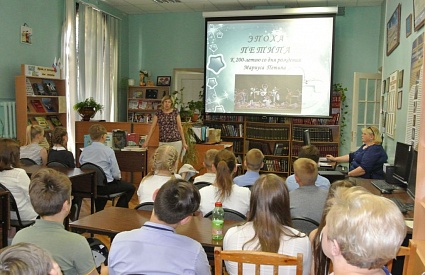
[142,95,188,159]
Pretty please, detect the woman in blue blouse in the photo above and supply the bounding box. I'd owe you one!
[326,126,387,179]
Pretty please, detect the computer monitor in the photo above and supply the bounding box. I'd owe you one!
[303,129,311,145]
[392,142,413,185]
[406,150,417,199]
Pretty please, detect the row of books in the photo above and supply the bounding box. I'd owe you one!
[205,123,243,137]
[29,116,62,130]
[128,99,160,110]
[262,159,290,173]
[223,139,243,153]
[291,144,339,157]
[292,127,334,142]
[248,141,290,156]
[205,115,244,122]
[26,79,58,96]
[28,98,65,113]
[246,116,287,123]
[331,93,341,108]
[246,126,290,140]
[84,130,147,150]
[128,113,153,123]
[292,113,340,125]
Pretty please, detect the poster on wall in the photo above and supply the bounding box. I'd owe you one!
[20,24,32,44]
[405,33,424,148]
[386,70,398,138]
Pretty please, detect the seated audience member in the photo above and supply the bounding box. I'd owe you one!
[289,158,328,223]
[199,150,250,216]
[286,145,330,191]
[234,148,264,187]
[12,168,99,275]
[326,126,387,179]
[0,139,37,222]
[193,149,219,184]
[48,127,75,168]
[224,174,311,275]
[79,124,135,211]
[0,242,62,275]
[309,180,353,275]
[20,125,47,166]
[137,145,181,203]
[178,164,198,182]
[108,178,210,275]
[321,186,406,275]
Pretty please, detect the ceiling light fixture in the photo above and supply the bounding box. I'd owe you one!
[153,0,181,3]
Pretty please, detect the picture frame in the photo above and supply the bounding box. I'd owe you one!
[386,77,390,93]
[397,90,403,109]
[386,4,401,56]
[406,14,413,37]
[157,76,171,86]
[414,0,425,31]
[398,69,404,88]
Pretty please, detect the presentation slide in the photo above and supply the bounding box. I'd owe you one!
[204,16,334,117]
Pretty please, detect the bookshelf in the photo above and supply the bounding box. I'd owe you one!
[15,65,67,145]
[203,92,341,176]
[127,85,170,123]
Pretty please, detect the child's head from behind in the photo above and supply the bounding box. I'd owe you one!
[0,138,20,170]
[51,126,68,147]
[298,145,320,163]
[152,145,178,173]
[204,149,219,171]
[213,150,237,201]
[29,168,71,216]
[89,124,107,141]
[245,148,264,171]
[293,157,318,186]
[25,125,44,145]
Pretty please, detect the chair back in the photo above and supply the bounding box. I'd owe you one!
[291,216,319,236]
[204,208,247,221]
[0,190,9,248]
[0,183,35,229]
[134,202,154,211]
[20,158,37,166]
[194,181,210,190]
[80,163,107,186]
[47,161,68,168]
[214,247,303,275]
[386,242,416,275]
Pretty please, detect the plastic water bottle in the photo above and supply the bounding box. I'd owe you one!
[212,202,225,240]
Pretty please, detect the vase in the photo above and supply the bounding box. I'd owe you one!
[78,107,96,121]
[139,73,146,86]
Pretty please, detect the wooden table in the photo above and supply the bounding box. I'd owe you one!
[70,207,241,248]
[23,165,97,215]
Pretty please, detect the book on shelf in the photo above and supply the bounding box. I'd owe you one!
[41,98,56,112]
[32,83,47,95]
[126,133,140,146]
[132,91,143,98]
[48,115,62,126]
[84,132,113,148]
[129,99,138,109]
[42,80,58,96]
[34,117,50,129]
[138,100,148,109]
[112,129,127,149]
[30,99,46,113]
[139,135,147,146]
[27,118,33,126]
[26,79,34,95]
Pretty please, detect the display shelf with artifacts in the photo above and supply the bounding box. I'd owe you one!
[15,64,67,145]
[127,85,170,123]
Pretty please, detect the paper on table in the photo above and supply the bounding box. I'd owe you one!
[405,220,414,229]
[181,148,186,162]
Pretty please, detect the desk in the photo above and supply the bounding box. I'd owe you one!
[70,207,241,248]
[23,165,96,215]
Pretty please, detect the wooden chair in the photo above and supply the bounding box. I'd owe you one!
[214,247,303,275]
[134,202,154,211]
[291,216,319,236]
[204,208,247,221]
[386,242,416,275]
[194,181,210,190]
[47,161,68,168]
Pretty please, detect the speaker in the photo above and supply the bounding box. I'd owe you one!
[385,166,399,184]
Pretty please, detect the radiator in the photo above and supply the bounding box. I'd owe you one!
[0,101,16,138]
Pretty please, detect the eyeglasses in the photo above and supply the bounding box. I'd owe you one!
[368,127,375,136]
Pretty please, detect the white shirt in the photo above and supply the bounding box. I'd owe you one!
[137,174,182,203]
[199,184,250,216]
[193,172,216,184]
[0,168,38,220]
[224,222,312,275]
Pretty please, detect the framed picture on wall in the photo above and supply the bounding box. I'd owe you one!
[386,4,401,56]
[157,76,171,86]
[397,91,403,109]
[406,14,412,37]
[414,0,425,31]
[398,69,404,88]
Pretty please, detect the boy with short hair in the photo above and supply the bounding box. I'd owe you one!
[286,145,330,191]
[108,178,210,274]
[193,149,219,184]
[12,168,99,275]
[234,148,264,187]
[79,124,135,211]
[289,158,328,223]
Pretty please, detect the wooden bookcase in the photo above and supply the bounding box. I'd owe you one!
[15,69,67,146]
[127,85,170,123]
[204,92,341,177]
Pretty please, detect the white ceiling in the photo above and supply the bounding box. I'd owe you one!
[100,0,384,15]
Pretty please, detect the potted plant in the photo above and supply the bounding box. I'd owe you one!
[73,97,104,121]
[187,88,204,122]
